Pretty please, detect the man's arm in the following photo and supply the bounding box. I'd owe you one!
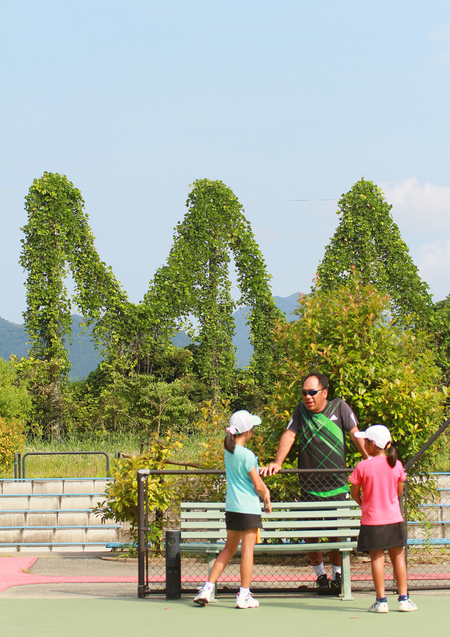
[259,429,296,476]
[349,426,370,459]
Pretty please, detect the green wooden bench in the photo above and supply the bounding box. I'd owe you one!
[177,500,361,601]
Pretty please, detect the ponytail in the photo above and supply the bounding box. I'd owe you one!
[224,431,236,454]
[386,444,398,468]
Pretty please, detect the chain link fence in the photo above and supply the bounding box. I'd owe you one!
[136,466,450,597]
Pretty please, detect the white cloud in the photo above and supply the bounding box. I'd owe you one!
[381,177,450,233]
[416,237,450,302]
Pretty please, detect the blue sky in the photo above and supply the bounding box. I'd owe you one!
[2,0,450,324]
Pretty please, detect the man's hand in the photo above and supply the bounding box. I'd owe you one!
[259,462,282,477]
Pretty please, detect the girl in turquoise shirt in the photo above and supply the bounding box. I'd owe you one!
[193,410,272,609]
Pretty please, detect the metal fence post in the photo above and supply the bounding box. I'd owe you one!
[165,529,181,599]
[14,453,21,480]
[137,470,147,598]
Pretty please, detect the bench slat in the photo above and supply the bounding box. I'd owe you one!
[180,501,359,510]
[181,520,360,533]
[182,529,358,540]
[179,541,358,552]
[182,510,361,521]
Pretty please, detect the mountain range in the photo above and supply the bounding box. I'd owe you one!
[0,293,300,381]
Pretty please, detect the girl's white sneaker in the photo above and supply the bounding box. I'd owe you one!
[398,597,418,612]
[368,599,389,613]
[235,592,259,609]
[193,584,214,605]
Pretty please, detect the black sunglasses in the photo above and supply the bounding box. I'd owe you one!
[302,388,325,397]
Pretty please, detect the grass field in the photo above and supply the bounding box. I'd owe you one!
[2,431,207,479]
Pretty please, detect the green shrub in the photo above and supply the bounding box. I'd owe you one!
[0,357,31,422]
[93,433,183,550]
[263,276,448,511]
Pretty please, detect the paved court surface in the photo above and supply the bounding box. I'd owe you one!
[0,594,445,637]
[0,555,447,636]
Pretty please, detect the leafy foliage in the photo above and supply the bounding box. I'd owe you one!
[433,296,450,385]
[0,417,25,472]
[0,357,31,422]
[262,276,448,486]
[107,371,198,441]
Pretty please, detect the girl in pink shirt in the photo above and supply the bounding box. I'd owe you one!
[350,425,417,613]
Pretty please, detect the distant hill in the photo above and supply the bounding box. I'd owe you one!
[0,316,102,381]
[0,293,301,379]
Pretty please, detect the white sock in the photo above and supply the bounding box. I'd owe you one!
[204,582,215,591]
[239,587,250,597]
[331,564,341,580]
[313,563,326,577]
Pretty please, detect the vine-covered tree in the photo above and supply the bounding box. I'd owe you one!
[20,172,128,370]
[143,178,283,402]
[19,173,128,433]
[316,178,434,327]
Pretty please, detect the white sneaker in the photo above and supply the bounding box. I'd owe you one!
[235,592,259,609]
[368,599,389,613]
[193,584,214,605]
[398,597,418,612]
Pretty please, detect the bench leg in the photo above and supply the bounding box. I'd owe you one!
[340,550,353,601]
[207,551,219,602]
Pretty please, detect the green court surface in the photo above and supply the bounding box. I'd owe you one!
[0,594,445,637]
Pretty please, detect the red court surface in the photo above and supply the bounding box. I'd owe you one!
[0,556,137,593]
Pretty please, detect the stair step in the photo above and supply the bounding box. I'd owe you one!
[0,478,127,552]
[0,495,106,510]
[0,478,110,495]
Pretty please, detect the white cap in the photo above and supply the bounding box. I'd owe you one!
[227,410,262,434]
[354,424,391,449]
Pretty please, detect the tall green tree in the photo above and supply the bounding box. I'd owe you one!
[317,178,434,326]
[143,178,283,402]
[19,172,128,434]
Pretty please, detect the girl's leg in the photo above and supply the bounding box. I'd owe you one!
[388,546,408,597]
[208,530,242,584]
[369,550,386,599]
[239,529,257,588]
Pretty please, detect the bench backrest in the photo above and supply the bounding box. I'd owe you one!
[180,501,361,543]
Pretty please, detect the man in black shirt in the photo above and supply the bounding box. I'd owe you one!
[260,372,368,593]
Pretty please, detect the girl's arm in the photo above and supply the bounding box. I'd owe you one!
[350,483,362,506]
[249,466,272,513]
[398,480,404,497]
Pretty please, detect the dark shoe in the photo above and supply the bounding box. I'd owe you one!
[316,574,330,594]
[330,572,341,594]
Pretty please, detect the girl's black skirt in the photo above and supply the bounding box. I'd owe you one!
[357,522,406,553]
[225,512,262,531]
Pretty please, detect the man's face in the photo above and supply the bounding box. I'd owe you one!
[302,376,328,413]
